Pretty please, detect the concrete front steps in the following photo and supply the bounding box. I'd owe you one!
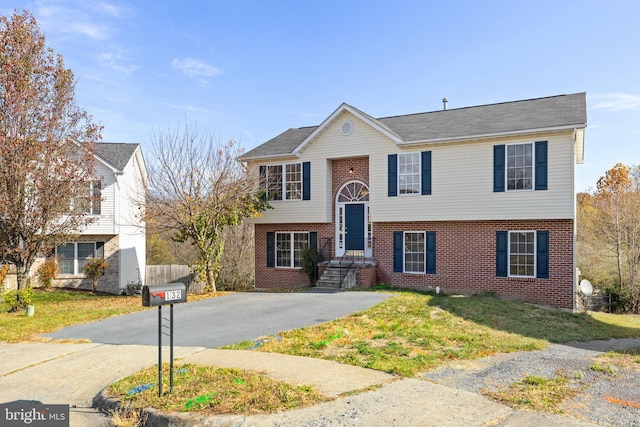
[315,259,377,290]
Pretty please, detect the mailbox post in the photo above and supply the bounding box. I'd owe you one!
[142,283,187,396]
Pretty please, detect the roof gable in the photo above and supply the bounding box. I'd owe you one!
[240,93,587,160]
[94,142,139,171]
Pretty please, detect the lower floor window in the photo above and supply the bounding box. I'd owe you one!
[404,232,425,273]
[509,231,535,277]
[56,242,104,274]
[276,232,309,268]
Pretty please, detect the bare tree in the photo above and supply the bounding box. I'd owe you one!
[147,125,268,292]
[579,163,640,312]
[0,10,102,289]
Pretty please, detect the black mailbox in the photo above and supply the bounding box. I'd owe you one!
[142,283,187,307]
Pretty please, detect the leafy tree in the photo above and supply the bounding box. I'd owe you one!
[0,10,102,289]
[147,125,269,292]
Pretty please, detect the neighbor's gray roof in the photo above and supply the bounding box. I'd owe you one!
[241,93,586,159]
[94,142,139,171]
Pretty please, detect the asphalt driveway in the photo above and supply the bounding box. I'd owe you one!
[43,290,391,347]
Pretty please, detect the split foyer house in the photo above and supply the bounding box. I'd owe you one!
[30,142,148,294]
[240,93,587,309]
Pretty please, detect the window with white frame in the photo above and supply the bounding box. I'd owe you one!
[276,232,309,268]
[506,143,533,190]
[261,163,303,201]
[56,242,104,275]
[509,231,535,277]
[398,153,420,195]
[285,163,302,200]
[404,232,425,273]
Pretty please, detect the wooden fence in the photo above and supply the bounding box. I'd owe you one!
[145,265,204,293]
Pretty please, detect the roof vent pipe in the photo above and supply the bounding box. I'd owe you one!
[442,98,448,110]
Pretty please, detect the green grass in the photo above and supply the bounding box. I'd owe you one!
[226,290,640,377]
[108,363,330,415]
[0,288,226,342]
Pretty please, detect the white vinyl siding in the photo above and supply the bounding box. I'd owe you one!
[371,133,576,221]
[250,111,577,224]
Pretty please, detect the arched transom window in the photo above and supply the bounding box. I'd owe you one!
[337,181,369,203]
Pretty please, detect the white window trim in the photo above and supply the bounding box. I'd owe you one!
[397,152,421,196]
[263,162,303,201]
[275,231,309,269]
[55,241,104,276]
[505,142,535,192]
[403,231,426,274]
[508,230,536,278]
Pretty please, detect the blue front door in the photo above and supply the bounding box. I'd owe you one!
[345,204,365,251]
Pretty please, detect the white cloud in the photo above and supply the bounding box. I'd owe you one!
[590,93,640,112]
[162,102,215,114]
[171,57,223,84]
[98,52,141,74]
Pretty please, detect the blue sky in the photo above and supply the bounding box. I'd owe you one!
[4,0,640,191]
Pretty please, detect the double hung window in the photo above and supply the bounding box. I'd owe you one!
[398,153,421,195]
[275,232,309,268]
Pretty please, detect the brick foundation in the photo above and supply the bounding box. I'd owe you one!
[375,220,574,309]
[255,219,575,309]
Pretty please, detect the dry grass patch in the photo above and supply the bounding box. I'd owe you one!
[484,373,586,413]
[593,347,640,372]
[108,364,330,416]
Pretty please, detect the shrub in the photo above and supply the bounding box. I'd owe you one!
[36,259,58,288]
[84,258,109,293]
[300,246,319,285]
[1,287,34,313]
[0,264,9,285]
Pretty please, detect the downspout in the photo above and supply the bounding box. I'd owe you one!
[572,128,578,311]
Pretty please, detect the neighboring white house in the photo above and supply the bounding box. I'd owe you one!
[29,142,148,294]
[240,93,587,309]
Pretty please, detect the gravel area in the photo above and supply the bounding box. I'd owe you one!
[423,338,640,427]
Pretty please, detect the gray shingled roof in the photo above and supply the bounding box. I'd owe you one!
[241,93,586,159]
[94,143,139,171]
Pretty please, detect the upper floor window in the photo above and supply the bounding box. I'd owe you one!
[261,162,309,201]
[87,181,102,214]
[507,144,533,191]
[494,141,547,192]
[398,153,421,195]
[388,151,431,197]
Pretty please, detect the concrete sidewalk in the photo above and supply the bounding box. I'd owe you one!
[1,343,599,427]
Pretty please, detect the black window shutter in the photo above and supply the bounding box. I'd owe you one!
[536,230,549,278]
[494,145,505,192]
[426,231,436,274]
[388,154,397,197]
[421,151,432,195]
[96,242,105,258]
[302,162,311,200]
[309,232,317,249]
[393,231,403,272]
[496,231,508,277]
[266,232,275,268]
[535,141,548,191]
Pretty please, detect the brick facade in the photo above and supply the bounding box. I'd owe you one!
[374,220,574,309]
[255,223,333,289]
